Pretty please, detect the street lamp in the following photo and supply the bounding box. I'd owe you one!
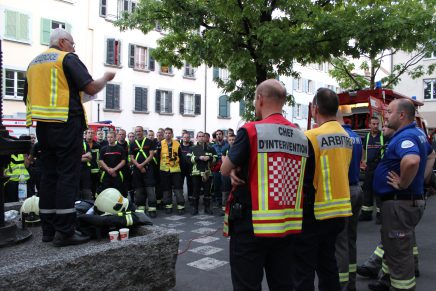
[94,99,104,122]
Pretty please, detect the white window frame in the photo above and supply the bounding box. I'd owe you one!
[424,79,436,100]
[134,45,147,70]
[183,93,195,115]
[4,68,26,100]
[184,63,195,78]
[160,90,172,113]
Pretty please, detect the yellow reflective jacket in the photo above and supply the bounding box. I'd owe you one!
[160,139,181,173]
[305,121,352,220]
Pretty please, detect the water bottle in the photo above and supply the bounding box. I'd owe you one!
[18,174,27,202]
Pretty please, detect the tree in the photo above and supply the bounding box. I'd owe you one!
[116,0,353,118]
[328,0,436,90]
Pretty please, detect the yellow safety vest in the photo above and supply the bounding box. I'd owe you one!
[305,121,353,220]
[26,48,86,126]
[160,139,181,173]
[4,154,30,182]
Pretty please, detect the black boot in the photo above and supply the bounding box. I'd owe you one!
[359,210,373,221]
[368,273,390,291]
[357,248,382,279]
[191,200,199,215]
[52,230,90,247]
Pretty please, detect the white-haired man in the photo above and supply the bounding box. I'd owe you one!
[24,28,116,247]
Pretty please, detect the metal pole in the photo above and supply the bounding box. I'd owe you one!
[97,103,100,122]
[204,64,207,132]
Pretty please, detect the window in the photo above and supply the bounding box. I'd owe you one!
[100,0,107,17]
[134,86,148,112]
[155,21,162,32]
[239,100,246,116]
[293,78,303,92]
[40,18,71,45]
[4,10,30,43]
[155,90,173,114]
[424,79,436,100]
[106,38,122,66]
[218,95,230,118]
[105,83,120,110]
[180,93,201,115]
[308,80,315,94]
[212,67,229,82]
[118,0,137,15]
[128,44,154,71]
[302,105,309,119]
[160,64,173,75]
[184,63,195,78]
[4,69,25,100]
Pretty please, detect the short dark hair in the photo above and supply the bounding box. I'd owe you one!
[164,127,173,134]
[396,99,415,120]
[215,129,224,135]
[313,88,339,116]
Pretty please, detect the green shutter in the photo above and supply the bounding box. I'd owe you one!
[18,13,29,41]
[65,23,72,33]
[5,10,18,39]
[40,18,51,45]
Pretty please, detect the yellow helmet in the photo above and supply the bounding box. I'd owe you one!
[94,188,129,215]
[20,195,40,223]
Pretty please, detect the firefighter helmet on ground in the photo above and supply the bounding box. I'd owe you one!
[94,188,129,215]
[20,195,40,223]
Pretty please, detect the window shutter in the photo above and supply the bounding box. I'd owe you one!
[168,91,173,113]
[65,23,72,33]
[194,94,201,115]
[144,88,148,111]
[5,10,18,39]
[148,48,155,71]
[179,92,185,114]
[213,67,219,79]
[106,84,114,109]
[239,100,245,116]
[185,66,189,76]
[100,0,107,17]
[40,18,51,45]
[106,39,115,64]
[292,78,298,91]
[128,44,135,68]
[114,85,120,109]
[292,105,298,118]
[303,79,309,93]
[155,90,161,112]
[18,13,29,41]
[135,87,142,111]
[115,40,121,66]
[303,105,309,119]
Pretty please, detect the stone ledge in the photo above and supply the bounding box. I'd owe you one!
[0,225,178,290]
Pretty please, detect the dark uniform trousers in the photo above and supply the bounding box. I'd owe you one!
[36,116,83,236]
[161,171,184,208]
[192,175,212,205]
[132,166,157,209]
[181,165,193,200]
[230,230,296,291]
[381,198,425,291]
[335,184,363,291]
[97,171,126,197]
[294,215,345,291]
[79,165,92,200]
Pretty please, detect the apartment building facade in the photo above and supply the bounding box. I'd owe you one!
[2,0,340,136]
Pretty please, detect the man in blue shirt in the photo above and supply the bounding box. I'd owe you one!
[335,113,363,291]
[371,99,435,291]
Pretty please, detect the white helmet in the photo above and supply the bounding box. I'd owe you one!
[20,195,40,223]
[94,188,129,215]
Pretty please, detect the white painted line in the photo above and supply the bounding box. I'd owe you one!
[191,227,217,235]
[192,236,220,244]
[187,257,228,271]
[164,215,186,221]
[194,220,216,226]
[189,245,223,256]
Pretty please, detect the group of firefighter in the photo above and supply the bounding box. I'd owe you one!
[5,126,237,218]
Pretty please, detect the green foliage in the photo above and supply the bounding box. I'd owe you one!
[116,0,352,119]
[328,0,436,90]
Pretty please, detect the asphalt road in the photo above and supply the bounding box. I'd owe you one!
[149,194,436,291]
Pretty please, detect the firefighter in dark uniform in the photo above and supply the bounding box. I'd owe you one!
[221,79,312,290]
[180,132,194,205]
[97,131,126,196]
[24,28,115,246]
[28,140,43,195]
[79,138,93,200]
[360,117,384,223]
[369,99,435,291]
[130,126,157,217]
[158,128,185,214]
[116,129,131,199]
[85,129,101,196]
[188,132,217,215]
[335,112,363,291]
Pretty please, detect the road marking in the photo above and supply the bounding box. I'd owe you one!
[189,245,223,256]
[191,215,214,220]
[192,236,220,244]
[194,220,216,226]
[191,227,216,235]
[187,257,228,271]
[159,222,186,228]
[164,215,186,221]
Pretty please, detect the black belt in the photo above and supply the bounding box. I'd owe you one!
[380,194,424,202]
